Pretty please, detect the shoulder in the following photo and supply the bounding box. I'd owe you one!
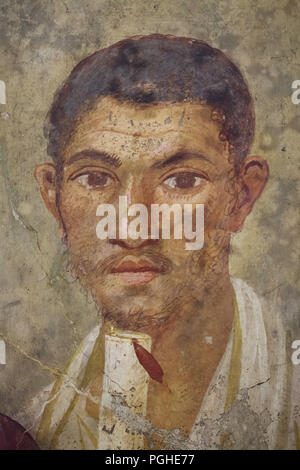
[231,277,286,354]
[16,324,101,438]
[231,278,299,448]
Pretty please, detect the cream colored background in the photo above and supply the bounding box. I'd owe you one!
[0,0,299,422]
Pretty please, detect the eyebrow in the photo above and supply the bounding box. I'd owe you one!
[152,152,214,169]
[66,150,121,168]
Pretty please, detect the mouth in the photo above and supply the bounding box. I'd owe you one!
[109,257,167,285]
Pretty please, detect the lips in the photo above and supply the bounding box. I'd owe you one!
[110,259,162,274]
[108,256,167,285]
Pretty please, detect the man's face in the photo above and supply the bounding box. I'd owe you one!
[51,96,238,331]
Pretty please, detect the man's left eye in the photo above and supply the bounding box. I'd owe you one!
[163,172,204,190]
[76,172,114,189]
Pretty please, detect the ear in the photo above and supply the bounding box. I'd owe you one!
[228,155,269,232]
[34,163,66,240]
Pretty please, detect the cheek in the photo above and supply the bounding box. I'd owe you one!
[59,189,100,248]
[203,179,236,231]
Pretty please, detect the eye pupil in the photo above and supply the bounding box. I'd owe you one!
[87,172,108,187]
[77,171,112,189]
[175,172,196,189]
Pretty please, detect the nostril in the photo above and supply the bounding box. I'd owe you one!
[108,238,158,249]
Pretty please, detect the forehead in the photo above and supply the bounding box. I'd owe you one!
[63,96,228,164]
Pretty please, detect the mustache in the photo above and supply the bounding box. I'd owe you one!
[95,249,173,276]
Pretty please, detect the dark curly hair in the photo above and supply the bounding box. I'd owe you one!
[44,34,255,168]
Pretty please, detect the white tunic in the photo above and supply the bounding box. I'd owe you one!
[20,278,300,449]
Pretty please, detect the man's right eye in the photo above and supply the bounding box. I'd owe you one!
[74,172,114,189]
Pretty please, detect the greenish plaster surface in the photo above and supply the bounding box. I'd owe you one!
[0,0,299,447]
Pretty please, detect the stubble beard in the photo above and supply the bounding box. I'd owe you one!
[66,229,230,333]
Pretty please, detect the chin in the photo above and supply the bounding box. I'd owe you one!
[99,297,175,331]
[103,308,167,331]
[81,272,187,329]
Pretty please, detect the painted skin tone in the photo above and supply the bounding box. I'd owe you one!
[35,96,268,442]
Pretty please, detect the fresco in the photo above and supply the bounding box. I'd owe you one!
[0,0,299,451]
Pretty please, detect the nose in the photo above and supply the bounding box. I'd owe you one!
[108,176,156,249]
